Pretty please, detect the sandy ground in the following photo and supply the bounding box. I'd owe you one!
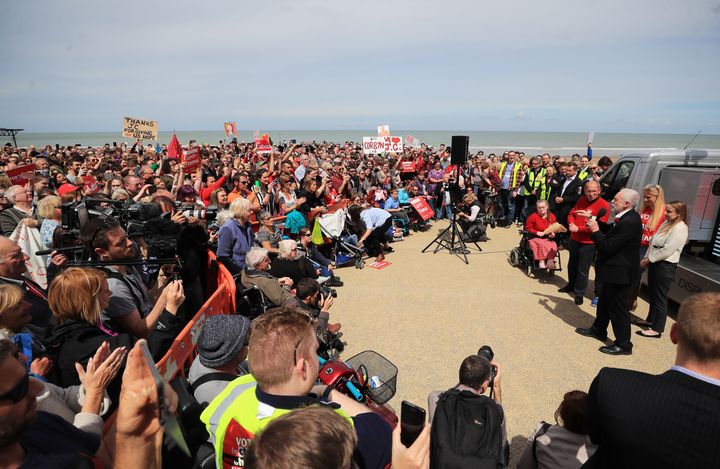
[334,219,677,464]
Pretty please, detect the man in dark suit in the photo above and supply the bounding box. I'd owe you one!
[554,162,582,246]
[575,188,641,355]
[581,292,720,468]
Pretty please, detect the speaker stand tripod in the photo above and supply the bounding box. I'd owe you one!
[422,209,481,264]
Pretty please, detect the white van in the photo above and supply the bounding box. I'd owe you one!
[598,149,720,304]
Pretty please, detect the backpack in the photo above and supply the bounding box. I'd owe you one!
[430,388,504,469]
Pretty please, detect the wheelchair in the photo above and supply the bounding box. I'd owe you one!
[508,230,562,277]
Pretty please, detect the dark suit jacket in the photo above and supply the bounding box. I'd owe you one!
[557,177,583,223]
[583,367,720,469]
[590,210,641,285]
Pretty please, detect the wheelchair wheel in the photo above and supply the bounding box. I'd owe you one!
[355,258,365,269]
[526,263,533,277]
[509,248,521,267]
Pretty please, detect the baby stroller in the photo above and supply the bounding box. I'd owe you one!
[508,230,563,277]
[317,207,367,269]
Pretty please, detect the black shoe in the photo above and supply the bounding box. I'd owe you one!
[599,345,632,355]
[635,330,662,339]
[558,285,573,293]
[325,277,344,287]
[575,327,608,342]
[574,296,584,305]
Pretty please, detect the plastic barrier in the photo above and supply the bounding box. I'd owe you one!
[208,250,236,312]
[156,282,234,381]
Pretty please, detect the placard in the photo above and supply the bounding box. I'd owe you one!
[224,122,238,138]
[122,116,158,140]
[377,125,390,137]
[405,135,420,148]
[6,164,36,186]
[362,136,404,155]
[400,160,416,173]
[368,260,392,270]
[255,134,272,154]
[181,148,201,173]
[409,197,434,221]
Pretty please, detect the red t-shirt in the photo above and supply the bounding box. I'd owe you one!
[640,206,666,247]
[567,197,611,244]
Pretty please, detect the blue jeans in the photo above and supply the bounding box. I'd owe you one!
[498,189,515,221]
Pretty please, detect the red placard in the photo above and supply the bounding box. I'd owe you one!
[255,134,272,154]
[409,197,434,221]
[6,164,36,186]
[181,148,201,173]
[368,260,392,270]
[400,161,416,173]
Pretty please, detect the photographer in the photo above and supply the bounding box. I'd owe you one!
[428,353,507,468]
[295,278,341,335]
[79,217,178,338]
[457,192,487,242]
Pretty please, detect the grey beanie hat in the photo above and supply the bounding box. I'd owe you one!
[198,315,251,368]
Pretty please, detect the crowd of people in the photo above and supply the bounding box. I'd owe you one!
[0,138,717,468]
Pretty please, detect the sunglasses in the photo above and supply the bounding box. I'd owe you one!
[0,365,29,403]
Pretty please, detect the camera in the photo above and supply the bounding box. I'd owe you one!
[174,202,218,221]
[320,285,337,299]
[477,345,498,389]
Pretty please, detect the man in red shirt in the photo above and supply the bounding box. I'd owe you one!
[558,180,610,305]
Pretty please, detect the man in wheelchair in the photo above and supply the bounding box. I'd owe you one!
[457,192,488,242]
[521,199,559,271]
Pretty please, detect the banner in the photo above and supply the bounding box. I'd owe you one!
[181,148,201,173]
[255,134,272,154]
[9,224,49,289]
[362,136,404,155]
[409,197,434,221]
[377,125,390,137]
[405,135,420,148]
[224,122,238,138]
[6,164,36,186]
[122,116,158,140]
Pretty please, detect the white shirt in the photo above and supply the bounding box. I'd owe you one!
[561,175,576,195]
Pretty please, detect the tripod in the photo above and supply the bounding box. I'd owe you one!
[422,207,482,264]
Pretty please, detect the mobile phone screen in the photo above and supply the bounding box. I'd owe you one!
[400,400,426,447]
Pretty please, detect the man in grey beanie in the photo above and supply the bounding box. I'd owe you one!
[188,314,253,405]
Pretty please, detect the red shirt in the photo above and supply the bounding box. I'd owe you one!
[640,206,666,247]
[567,197,611,244]
[525,211,557,235]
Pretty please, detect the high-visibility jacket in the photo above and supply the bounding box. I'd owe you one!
[526,168,547,200]
[499,161,522,189]
[578,166,592,181]
[200,375,352,469]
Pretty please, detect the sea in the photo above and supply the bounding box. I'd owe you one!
[7,130,720,157]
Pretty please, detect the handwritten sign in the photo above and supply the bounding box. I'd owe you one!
[224,122,238,138]
[6,164,36,186]
[181,148,201,173]
[405,135,420,148]
[377,125,390,137]
[362,136,404,155]
[122,116,158,140]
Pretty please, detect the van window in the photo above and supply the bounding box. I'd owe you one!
[600,160,635,202]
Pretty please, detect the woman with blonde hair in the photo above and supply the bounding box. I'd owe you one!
[635,201,689,338]
[37,195,62,248]
[217,197,255,275]
[44,267,184,388]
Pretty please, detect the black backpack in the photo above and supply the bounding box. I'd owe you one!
[430,389,504,469]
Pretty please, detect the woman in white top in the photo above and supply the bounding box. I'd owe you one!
[516,390,596,469]
[637,200,689,338]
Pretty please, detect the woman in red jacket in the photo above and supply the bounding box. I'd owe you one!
[524,199,558,270]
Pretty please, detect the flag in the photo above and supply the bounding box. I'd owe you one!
[167,132,182,159]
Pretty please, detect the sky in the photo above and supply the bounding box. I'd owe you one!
[1,0,719,134]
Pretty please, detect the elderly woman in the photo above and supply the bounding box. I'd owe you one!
[240,248,295,308]
[269,239,321,287]
[44,267,184,389]
[38,195,62,248]
[217,197,255,276]
[255,211,283,256]
[524,199,559,270]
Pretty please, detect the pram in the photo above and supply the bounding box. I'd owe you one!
[317,207,367,269]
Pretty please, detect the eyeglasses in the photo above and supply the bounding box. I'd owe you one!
[0,367,29,403]
[239,180,249,184]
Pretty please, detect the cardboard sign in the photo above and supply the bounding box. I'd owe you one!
[255,134,272,154]
[368,260,392,270]
[181,148,201,173]
[409,197,434,221]
[122,116,158,140]
[377,125,390,136]
[362,136,404,155]
[405,135,420,147]
[224,122,238,138]
[6,164,36,186]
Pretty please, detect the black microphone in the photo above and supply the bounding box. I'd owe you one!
[35,246,83,256]
[592,207,607,221]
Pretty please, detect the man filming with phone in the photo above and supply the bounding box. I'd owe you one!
[427,353,507,468]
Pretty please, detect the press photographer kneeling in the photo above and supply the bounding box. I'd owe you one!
[457,192,487,242]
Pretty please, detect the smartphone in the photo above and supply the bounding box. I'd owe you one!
[290,139,297,144]
[400,401,426,447]
[113,142,117,147]
[139,341,191,456]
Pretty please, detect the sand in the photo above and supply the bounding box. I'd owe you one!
[333,220,676,463]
